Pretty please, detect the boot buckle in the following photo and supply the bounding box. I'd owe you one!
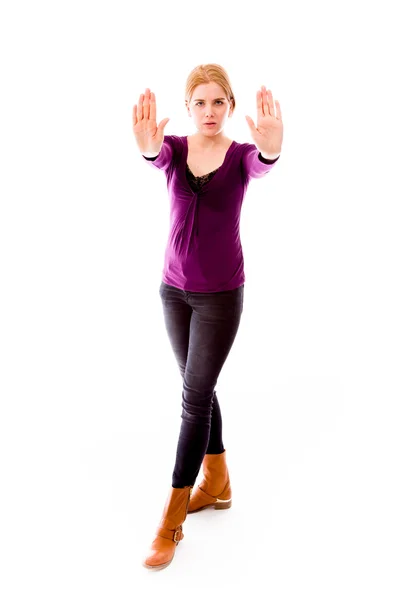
[173,526,182,542]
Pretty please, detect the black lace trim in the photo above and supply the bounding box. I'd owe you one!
[186,164,218,191]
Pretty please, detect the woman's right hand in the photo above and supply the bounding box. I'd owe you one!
[133,88,169,155]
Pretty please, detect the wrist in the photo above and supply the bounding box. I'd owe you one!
[260,151,280,160]
[142,151,160,158]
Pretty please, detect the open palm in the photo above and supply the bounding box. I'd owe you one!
[132,88,170,155]
[245,85,283,158]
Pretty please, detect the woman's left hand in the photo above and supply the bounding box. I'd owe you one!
[245,86,283,159]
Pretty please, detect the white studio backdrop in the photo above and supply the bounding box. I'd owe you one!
[1,0,399,598]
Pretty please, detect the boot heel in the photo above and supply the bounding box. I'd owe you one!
[214,498,232,510]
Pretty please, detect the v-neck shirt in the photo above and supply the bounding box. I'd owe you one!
[142,135,279,292]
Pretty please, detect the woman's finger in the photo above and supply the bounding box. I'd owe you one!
[149,91,156,122]
[275,98,282,120]
[143,88,150,120]
[137,93,143,121]
[263,86,275,118]
[257,89,264,120]
[133,104,137,127]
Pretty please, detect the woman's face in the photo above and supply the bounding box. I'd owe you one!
[186,82,233,136]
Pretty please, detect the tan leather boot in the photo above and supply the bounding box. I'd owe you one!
[142,485,193,570]
[188,450,232,513]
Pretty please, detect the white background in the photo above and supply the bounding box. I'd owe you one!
[1,0,399,597]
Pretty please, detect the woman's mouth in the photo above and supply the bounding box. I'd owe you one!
[204,123,216,127]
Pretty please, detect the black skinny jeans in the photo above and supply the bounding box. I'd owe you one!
[159,281,244,488]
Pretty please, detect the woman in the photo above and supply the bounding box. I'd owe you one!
[132,63,283,570]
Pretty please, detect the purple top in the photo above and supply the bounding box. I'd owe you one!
[142,135,279,292]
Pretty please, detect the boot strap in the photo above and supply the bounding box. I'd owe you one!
[198,486,219,500]
[156,524,183,543]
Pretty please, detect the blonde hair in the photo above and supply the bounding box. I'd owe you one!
[185,63,236,112]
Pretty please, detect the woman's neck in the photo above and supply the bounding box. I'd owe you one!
[189,132,229,150]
